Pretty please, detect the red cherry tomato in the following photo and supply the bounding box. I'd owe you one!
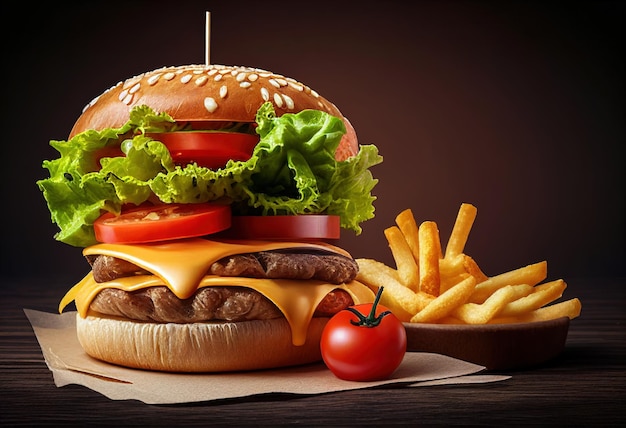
[216,215,340,241]
[148,132,259,169]
[320,287,407,381]
[94,203,231,244]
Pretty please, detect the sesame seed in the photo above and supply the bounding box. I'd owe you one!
[236,73,246,82]
[214,74,223,82]
[219,85,228,98]
[311,90,320,98]
[147,74,161,85]
[288,82,304,91]
[122,93,133,105]
[129,83,141,94]
[269,79,280,88]
[248,73,258,82]
[261,87,270,101]
[282,94,294,109]
[118,89,129,102]
[239,82,252,88]
[195,76,208,86]
[122,78,139,89]
[275,78,287,87]
[163,72,176,81]
[181,74,192,84]
[204,97,218,113]
[273,93,284,108]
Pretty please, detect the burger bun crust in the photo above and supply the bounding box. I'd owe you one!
[76,313,328,372]
[70,64,344,137]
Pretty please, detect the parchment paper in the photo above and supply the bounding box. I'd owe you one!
[24,309,510,404]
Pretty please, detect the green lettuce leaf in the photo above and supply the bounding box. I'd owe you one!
[37,103,382,247]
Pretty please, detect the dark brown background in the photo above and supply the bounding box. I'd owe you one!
[3,1,624,292]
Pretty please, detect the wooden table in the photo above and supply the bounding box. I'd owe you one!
[1,276,624,425]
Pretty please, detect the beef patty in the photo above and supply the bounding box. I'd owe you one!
[86,249,359,323]
[87,250,358,284]
[89,286,354,323]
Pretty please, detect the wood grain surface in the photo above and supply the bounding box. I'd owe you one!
[1,277,624,426]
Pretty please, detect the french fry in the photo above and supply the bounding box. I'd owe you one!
[440,272,471,294]
[463,255,489,283]
[418,221,442,296]
[384,226,419,291]
[469,261,548,304]
[358,203,582,327]
[356,258,400,285]
[439,253,466,277]
[356,258,433,321]
[410,275,476,323]
[444,203,477,259]
[356,257,400,281]
[490,298,582,324]
[451,284,533,324]
[439,254,489,294]
[395,208,420,263]
[498,279,567,317]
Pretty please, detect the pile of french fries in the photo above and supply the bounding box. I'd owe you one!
[356,203,582,324]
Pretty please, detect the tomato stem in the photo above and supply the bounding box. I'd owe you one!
[347,286,391,327]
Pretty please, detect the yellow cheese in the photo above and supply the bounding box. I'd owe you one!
[59,238,374,345]
[81,238,352,299]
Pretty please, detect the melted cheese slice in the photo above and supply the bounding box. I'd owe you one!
[59,238,375,345]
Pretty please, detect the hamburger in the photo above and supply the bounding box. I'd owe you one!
[37,64,382,372]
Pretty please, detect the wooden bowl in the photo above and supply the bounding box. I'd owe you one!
[404,317,570,371]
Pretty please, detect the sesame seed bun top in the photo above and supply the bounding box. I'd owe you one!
[69,64,346,138]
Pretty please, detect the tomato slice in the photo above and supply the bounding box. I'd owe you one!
[335,117,359,161]
[148,132,259,169]
[95,146,124,168]
[216,215,340,241]
[94,203,232,244]
[93,132,258,170]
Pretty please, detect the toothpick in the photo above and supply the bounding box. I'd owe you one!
[205,11,211,65]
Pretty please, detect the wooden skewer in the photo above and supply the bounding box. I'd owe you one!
[205,11,211,65]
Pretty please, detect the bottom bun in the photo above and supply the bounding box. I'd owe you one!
[76,313,328,372]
